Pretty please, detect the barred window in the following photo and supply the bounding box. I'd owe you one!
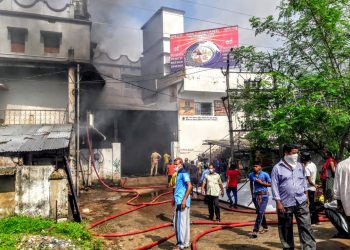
[195,102,212,116]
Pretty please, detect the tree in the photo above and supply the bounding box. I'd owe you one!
[231,0,350,159]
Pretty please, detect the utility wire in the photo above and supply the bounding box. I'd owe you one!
[92,21,276,50]
[175,0,256,17]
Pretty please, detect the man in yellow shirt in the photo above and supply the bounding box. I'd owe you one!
[163,152,171,175]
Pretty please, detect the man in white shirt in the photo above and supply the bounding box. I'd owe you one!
[300,152,320,225]
[333,145,350,239]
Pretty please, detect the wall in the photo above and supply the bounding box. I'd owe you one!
[15,165,54,217]
[0,68,67,111]
[91,53,145,110]
[0,165,69,219]
[0,0,74,19]
[176,79,246,160]
[80,142,121,184]
[142,8,184,76]
[0,13,90,62]
[0,173,16,217]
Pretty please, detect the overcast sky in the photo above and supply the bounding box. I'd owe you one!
[88,0,281,61]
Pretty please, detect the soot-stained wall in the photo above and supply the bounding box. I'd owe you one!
[92,110,178,176]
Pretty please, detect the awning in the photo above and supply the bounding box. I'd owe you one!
[0,124,72,153]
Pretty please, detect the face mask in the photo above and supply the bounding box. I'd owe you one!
[284,154,298,169]
[174,166,179,172]
[209,169,215,173]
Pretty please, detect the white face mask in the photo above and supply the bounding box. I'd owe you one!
[209,169,215,173]
[284,154,298,169]
[174,166,179,172]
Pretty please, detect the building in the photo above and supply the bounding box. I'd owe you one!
[0,0,99,218]
[140,7,251,163]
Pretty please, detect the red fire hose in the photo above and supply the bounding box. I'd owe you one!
[85,127,329,249]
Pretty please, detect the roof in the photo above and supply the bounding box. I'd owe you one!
[203,139,250,150]
[0,124,72,153]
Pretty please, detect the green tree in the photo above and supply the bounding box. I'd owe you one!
[231,0,350,159]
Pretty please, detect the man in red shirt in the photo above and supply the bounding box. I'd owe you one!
[166,159,175,184]
[226,163,241,208]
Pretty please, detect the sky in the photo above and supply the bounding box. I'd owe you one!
[16,0,281,61]
[87,0,282,61]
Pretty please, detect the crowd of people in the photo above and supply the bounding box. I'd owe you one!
[151,144,350,250]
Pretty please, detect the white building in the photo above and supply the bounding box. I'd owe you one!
[141,7,251,161]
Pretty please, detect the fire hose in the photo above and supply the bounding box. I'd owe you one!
[85,126,328,249]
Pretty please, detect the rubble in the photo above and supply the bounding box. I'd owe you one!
[17,235,76,250]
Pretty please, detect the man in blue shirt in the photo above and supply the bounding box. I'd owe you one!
[249,161,271,238]
[173,157,192,250]
[271,144,316,249]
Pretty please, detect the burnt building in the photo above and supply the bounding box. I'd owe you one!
[0,0,100,218]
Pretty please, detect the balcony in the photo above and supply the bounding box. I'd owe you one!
[0,109,68,125]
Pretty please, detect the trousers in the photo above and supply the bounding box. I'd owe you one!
[174,205,190,249]
[252,194,268,232]
[277,201,316,250]
[150,162,158,176]
[226,186,238,205]
[207,195,220,220]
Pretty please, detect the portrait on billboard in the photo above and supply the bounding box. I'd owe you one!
[170,26,239,72]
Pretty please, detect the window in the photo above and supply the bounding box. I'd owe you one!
[184,101,191,112]
[178,99,194,115]
[41,31,62,54]
[195,102,212,116]
[8,27,27,53]
[244,78,261,89]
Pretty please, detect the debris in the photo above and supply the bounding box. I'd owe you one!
[82,208,91,213]
[17,235,76,250]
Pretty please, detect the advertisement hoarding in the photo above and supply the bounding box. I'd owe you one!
[170,26,238,72]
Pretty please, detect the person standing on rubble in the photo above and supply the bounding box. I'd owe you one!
[173,157,192,250]
[150,151,161,176]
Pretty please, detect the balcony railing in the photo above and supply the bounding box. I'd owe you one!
[0,109,68,125]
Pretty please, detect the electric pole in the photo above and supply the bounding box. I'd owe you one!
[222,48,235,163]
[75,64,80,195]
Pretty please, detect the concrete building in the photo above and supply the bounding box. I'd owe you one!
[140,7,250,163]
[0,0,97,219]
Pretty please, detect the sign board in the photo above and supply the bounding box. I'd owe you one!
[181,116,218,121]
[170,26,239,72]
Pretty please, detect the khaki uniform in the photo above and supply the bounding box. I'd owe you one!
[150,152,161,176]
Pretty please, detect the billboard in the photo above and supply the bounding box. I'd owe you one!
[170,26,238,72]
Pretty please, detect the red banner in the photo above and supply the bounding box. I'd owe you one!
[170,26,238,72]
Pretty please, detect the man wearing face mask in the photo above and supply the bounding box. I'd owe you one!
[271,144,316,250]
[201,163,224,221]
[173,157,192,250]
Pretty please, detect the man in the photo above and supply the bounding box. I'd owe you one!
[321,150,337,202]
[163,152,171,175]
[271,144,316,250]
[173,157,192,250]
[201,164,224,221]
[226,163,241,208]
[166,159,175,184]
[150,151,161,176]
[189,160,199,194]
[249,162,271,238]
[184,158,191,172]
[333,144,350,239]
[300,151,319,225]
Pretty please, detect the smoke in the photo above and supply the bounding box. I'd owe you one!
[88,0,281,61]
